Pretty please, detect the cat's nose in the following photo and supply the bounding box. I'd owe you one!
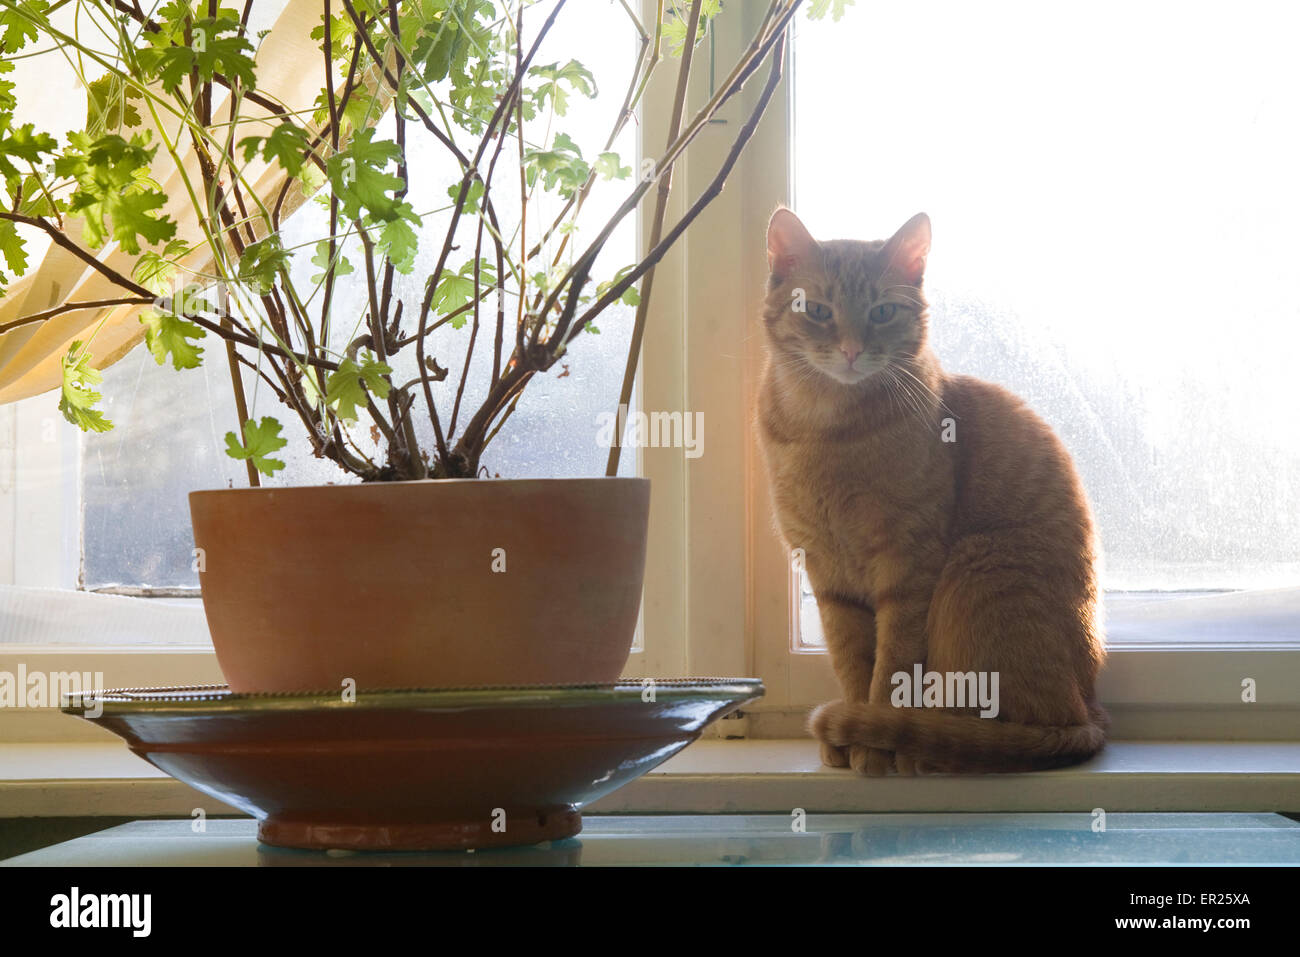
[840,343,863,366]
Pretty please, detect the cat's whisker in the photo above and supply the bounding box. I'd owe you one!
[881,367,928,431]
[892,362,958,420]
[890,364,941,405]
[890,368,938,433]
[883,371,912,425]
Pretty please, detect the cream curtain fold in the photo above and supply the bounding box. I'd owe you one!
[0,0,326,405]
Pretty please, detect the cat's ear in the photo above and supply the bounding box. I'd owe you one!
[767,207,817,280]
[882,212,931,284]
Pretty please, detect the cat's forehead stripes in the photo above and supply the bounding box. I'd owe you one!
[813,239,895,302]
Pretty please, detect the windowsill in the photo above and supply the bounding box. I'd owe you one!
[1,738,1297,818]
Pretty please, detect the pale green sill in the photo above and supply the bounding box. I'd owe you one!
[0,739,1297,818]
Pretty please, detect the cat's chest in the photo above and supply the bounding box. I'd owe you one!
[765,441,897,560]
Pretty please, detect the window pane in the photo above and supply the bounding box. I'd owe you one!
[789,1,1300,647]
[791,0,1300,594]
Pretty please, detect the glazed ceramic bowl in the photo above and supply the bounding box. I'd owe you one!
[63,679,764,851]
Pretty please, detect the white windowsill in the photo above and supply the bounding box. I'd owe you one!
[1,738,1297,818]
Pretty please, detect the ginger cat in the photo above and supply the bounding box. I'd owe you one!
[757,208,1108,775]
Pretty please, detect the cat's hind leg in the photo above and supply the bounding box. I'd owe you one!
[926,535,1099,744]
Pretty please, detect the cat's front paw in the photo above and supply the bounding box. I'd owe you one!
[850,745,894,777]
[820,741,850,768]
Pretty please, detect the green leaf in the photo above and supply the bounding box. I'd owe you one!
[662,1,722,57]
[446,178,484,215]
[55,132,176,254]
[411,1,495,113]
[310,239,354,286]
[0,122,57,181]
[327,128,406,222]
[430,269,474,320]
[132,239,192,297]
[86,74,143,133]
[299,369,325,412]
[154,1,198,32]
[13,174,52,217]
[324,352,392,422]
[0,59,16,115]
[141,310,205,371]
[594,151,631,181]
[523,132,589,199]
[224,416,288,477]
[595,263,641,307]
[239,122,310,178]
[0,0,48,55]
[140,12,256,93]
[447,55,505,134]
[311,79,371,133]
[529,59,597,116]
[310,12,356,62]
[0,218,27,289]
[58,341,113,433]
[378,216,419,274]
[430,259,495,325]
[808,0,855,22]
[297,161,327,199]
[236,236,289,295]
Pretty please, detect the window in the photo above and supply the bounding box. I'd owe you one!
[787,0,1300,650]
[3,0,1298,740]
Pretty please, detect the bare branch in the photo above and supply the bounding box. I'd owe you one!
[579,31,791,351]
[0,297,154,336]
[0,211,154,298]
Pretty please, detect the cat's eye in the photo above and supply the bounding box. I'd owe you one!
[804,301,833,322]
[869,303,898,324]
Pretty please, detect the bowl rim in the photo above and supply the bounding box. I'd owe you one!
[61,678,765,717]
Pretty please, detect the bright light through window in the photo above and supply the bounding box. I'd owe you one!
[791,0,1300,601]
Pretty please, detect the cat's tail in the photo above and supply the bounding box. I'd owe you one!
[809,699,1108,772]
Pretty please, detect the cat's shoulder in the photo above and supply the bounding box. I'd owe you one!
[940,372,1060,439]
[941,372,1030,413]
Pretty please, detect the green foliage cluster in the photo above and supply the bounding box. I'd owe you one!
[0,0,847,480]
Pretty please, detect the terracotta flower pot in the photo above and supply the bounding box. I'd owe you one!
[189,478,650,692]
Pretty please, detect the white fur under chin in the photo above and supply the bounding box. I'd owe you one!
[816,361,884,386]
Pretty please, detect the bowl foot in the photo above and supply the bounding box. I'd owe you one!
[257,807,583,851]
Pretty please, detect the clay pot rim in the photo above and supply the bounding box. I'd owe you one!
[190,476,649,500]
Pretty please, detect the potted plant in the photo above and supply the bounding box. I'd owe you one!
[0,0,821,692]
